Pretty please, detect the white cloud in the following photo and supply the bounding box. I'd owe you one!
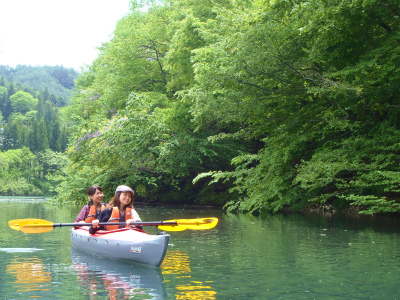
[0,0,131,70]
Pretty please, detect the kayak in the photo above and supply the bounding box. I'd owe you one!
[70,227,170,267]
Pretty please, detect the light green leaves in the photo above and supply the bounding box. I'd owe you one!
[56,0,400,214]
[10,91,38,114]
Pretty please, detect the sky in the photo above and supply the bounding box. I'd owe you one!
[0,0,132,71]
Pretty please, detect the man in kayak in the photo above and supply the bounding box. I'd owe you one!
[89,185,142,234]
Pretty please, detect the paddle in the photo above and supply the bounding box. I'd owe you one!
[8,218,47,231]
[9,217,218,234]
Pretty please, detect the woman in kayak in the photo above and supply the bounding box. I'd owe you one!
[74,185,107,223]
[89,185,142,234]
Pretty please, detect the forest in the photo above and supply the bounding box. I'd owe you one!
[0,65,77,195]
[0,65,77,106]
[3,0,399,215]
[50,0,400,215]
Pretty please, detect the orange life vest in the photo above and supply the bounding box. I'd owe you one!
[106,207,132,231]
[85,204,106,223]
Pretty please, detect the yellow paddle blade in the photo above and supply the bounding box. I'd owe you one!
[19,219,54,234]
[8,219,49,231]
[177,217,219,230]
[158,217,219,231]
[157,224,187,231]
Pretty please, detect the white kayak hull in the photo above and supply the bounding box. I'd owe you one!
[70,227,169,267]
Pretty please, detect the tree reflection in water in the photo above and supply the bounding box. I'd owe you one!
[71,248,166,299]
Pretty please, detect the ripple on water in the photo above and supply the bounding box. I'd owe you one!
[0,248,45,253]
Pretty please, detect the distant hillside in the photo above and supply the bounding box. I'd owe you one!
[0,65,78,106]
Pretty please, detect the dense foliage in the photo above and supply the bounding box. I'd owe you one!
[0,65,78,106]
[0,71,71,196]
[55,0,400,214]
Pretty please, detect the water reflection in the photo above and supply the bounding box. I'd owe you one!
[162,250,191,275]
[162,250,217,300]
[0,196,48,203]
[175,284,217,300]
[6,257,51,294]
[4,199,398,300]
[71,248,167,299]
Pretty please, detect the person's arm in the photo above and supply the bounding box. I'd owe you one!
[74,205,89,223]
[131,208,141,222]
[89,208,112,234]
[126,208,143,230]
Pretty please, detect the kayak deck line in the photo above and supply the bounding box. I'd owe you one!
[73,226,145,235]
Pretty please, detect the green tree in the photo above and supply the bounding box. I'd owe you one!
[60,125,69,152]
[49,114,61,152]
[54,0,400,215]
[2,82,13,120]
[2,116,30,150]
[9,91,38,114]
[41,87,50,102]
[0,86,7,113]
[7,80,16,97]
[36,96,45,120]
[189,0,400,214]
[30,118,49,153]
[37,149,67,179]
[55,0,240,205]
[89,4,172,115]
[0,65,78,105]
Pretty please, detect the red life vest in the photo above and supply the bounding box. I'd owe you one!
[106,207,132,231]
[85,204,106,223]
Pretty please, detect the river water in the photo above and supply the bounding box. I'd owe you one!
[0,197,400,299]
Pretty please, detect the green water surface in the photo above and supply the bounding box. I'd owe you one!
[0,197,399,299]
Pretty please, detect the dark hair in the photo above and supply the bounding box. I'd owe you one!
[109,191,133,210]
[87,185,103,206]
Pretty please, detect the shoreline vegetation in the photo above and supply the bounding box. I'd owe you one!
[2,0,400,217]
[0,66,76,197]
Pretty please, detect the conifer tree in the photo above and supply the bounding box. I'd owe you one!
[36,96,45,121]
[0,86,7,113]
[50,114,61,152]
[2,118,24,149]
[36,118,49,153]
[7,80,15,97]
[60,125,69,152]
[2,93,12,121]
[28,119,39,152]
[41,87,50,101]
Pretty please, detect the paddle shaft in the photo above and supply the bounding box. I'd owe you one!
[22,221,179,228]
